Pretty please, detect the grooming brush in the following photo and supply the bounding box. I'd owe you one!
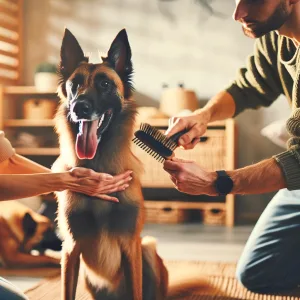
[132,123,208,163]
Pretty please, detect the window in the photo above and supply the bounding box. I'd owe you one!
[0,0,22,85]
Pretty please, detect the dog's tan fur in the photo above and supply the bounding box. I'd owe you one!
[53,28,208,300]
[0,201,60,268]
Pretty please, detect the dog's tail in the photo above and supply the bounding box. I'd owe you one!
[166,267,213,299]
[142,236,216,300]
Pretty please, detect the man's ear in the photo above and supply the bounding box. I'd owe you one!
[106,28,133,77]
[59,28,88,96]
[22,212,37,238]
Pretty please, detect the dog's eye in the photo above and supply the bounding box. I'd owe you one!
[71,74,84,92]
[99,80,110,89]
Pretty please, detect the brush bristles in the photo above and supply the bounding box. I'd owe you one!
[139,123,177,151]
[132,137,165,163]
[132,123,179,163]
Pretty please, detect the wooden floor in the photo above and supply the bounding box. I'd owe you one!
[0,224,253,292]
[26,261,300,300]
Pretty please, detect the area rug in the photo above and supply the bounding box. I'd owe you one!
[25,261,300,300]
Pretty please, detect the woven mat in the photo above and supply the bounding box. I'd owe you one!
[25,261,300,300]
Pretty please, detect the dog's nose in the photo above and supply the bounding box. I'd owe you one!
[72,101,92,119]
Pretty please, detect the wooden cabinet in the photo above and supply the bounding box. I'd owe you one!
[133,118,237,227]
[0,86,59,160]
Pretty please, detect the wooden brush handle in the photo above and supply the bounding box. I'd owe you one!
[170,129,208,145]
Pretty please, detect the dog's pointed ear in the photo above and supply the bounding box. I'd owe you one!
[59,28,87,83]
[22,212,37,238]
[107,29,132,76]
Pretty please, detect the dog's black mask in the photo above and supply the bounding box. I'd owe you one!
[58,28,134,160]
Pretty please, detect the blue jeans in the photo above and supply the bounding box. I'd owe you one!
[236,188,300,293]
[0,277,28,299]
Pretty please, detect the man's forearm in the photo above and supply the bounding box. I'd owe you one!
[226,158,286,195]
[195,91,236,122]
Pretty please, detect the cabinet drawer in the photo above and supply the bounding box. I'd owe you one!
[133,129,226,188]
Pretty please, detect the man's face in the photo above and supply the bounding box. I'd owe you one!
[233,0,289,38]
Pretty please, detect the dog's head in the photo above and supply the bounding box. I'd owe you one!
[21,211,53,253]
[58,28,134,160]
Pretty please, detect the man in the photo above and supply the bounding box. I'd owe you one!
[163,0,300,294]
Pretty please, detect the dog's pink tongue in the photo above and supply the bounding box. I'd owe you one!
[76,120,98,159]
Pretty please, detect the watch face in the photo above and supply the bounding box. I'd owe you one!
[216,176,233,194]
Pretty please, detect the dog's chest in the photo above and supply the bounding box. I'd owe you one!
[62,192,139,240]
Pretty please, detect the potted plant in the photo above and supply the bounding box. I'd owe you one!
[34,62,58,91]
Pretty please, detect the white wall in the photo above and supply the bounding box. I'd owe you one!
[23,0,292,223]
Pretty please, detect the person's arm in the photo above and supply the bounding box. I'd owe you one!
[0,131,133,201]
[0,169,133,201]
[0,130,50,174]
[0,154,50,174]
[0,172,74,200]
[166,32,283,148]
[163,157,286,196]
[227,158,286,195]
[272,110,300,191]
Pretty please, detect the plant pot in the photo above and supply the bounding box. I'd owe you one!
[159,87,199,117]
[34,72,58,91]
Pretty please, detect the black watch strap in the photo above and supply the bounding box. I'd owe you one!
[216,170,227,177]
[214,170,233,196]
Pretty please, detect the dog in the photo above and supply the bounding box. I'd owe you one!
[53,28,207,300]
[0,201,61,268]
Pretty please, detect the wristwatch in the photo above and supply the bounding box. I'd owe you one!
[214,170,234,196]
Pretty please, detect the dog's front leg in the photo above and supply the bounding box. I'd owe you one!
[62,239,81,300]
[122,237,143,300]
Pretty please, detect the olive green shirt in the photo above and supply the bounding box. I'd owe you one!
[226,31,300,190]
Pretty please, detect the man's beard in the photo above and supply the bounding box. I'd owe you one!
[242,1,289,38]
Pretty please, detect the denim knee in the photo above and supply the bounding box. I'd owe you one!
[236,265,264,293]
[236,264,298,294]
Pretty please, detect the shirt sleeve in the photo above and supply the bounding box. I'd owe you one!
[273,109,300,190]
[0,131,15,164]
[226,32,284,116]
[0,131,50,174]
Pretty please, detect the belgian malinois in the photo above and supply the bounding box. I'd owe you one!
[53,28,206,300]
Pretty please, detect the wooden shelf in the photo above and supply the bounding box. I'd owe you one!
[3,86,57,95]
[145,201,225,210]
[4,119,55,127]
[15,147,60,156]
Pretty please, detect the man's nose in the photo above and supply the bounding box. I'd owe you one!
[233,1,248,21]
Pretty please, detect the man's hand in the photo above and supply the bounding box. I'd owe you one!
[165,109,211,150]
[67,168,133,202]
[163,158,217,195]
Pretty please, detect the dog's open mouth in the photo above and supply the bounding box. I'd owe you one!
[75,109,114,159]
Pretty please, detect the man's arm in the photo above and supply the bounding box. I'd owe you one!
[227,158,286,195]
[163,157,286,196]
[166,32,283,146]
[195,90,236,122]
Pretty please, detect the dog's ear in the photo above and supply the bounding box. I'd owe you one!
[22,212,37,238]
[105,29,133,96]
[107,29,132,74]
[59,28,88,96]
